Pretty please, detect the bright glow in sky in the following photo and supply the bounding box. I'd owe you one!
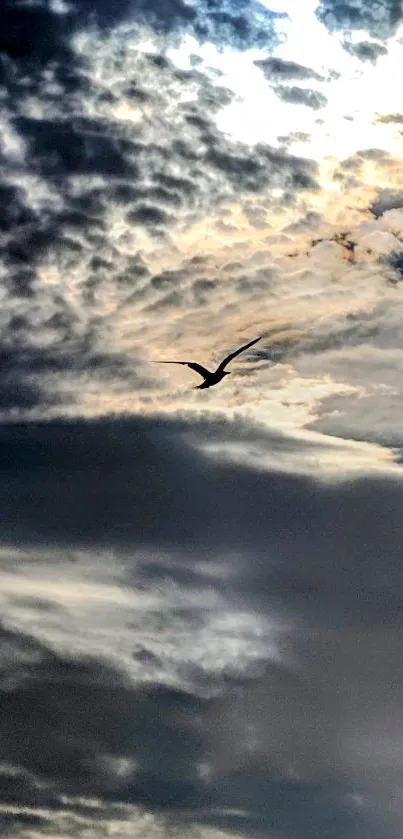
[166,5,403,163]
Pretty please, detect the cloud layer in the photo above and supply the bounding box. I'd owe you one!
[3,1,403,837]
[0,414,403,837]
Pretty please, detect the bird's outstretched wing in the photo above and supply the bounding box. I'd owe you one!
[216,336,262,372]
[156,361,211,380]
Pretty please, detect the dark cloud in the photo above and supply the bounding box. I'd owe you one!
[284,210,322,234]
[199,768,372,839]
[0,628,206,802]
[127,204,171,228]
[69,0,284,50]
[0,184,37,233]
[382,250,403,282]
[343,39,388,61]
[274,86,328,110]
[0,414,399,630]
[316,0,403,39]
[254,56,324,82]
[204,140,318,192]
[1,0,79,82]
[1,0,283,86]
[0,619,398,839]
[0,311,154,412]
[176,0,284,50]
[13,116,139,180]
[0,415,334,548]
[0,414,402,837]
[369,189,403,217]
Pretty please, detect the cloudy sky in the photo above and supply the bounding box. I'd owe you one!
[2,1,403,837]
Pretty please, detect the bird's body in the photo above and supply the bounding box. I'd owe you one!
[156,336,261,389]
[194,369,230,389]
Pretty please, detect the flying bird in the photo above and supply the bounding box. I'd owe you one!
[156,336,262,389]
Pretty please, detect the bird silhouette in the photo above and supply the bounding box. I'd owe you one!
[156,336,261,389]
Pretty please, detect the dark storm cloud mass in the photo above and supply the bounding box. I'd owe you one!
[274,86,328,110]
[316,0,403,39]
[0,415,318,552]
[0,623,206,803]
[0,416,403,837]
[0,414,401,630]
[0,622,383,839]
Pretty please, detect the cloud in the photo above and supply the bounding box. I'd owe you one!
[0,310,155,412]
[120,0,285,50]
[0,415,347,550]
[14,115,139,180]
[369,189,403,217]
[274,86,328,110]
[315,0,403,39]
[254,56,324,82]
[4,1,403,838]
[1,623,380,838]
[342,40,388,62]
[1,425,403,837]
[0,630,206,805]
[383,249,403,281]
[0,413,397,593]
[375,113,403,124]
[1,0,79,83]
[278,131,312,145]
[1,0,283,70]
[1,17,320,417]
[294,280,403,441]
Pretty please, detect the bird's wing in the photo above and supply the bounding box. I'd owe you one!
[156,361,211,380]
[216,336,262,371]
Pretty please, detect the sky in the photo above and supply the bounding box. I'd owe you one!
[2,0,403,837]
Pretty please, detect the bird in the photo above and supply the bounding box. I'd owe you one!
[156,336,262,389]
